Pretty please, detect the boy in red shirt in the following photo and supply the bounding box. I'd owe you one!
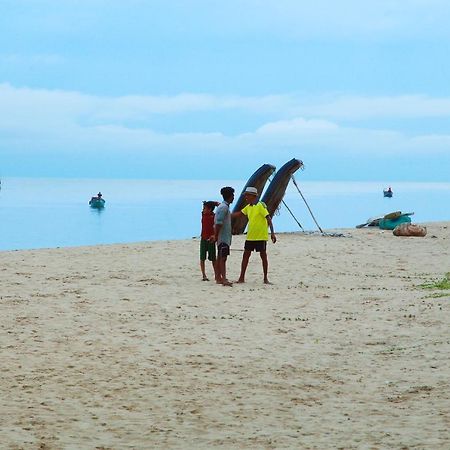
[200,201,220,281]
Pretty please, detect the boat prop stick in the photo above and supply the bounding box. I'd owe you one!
[281,199,304,231]
[267,172,305,231]
[291,175,324,234]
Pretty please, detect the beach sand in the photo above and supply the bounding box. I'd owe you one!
[1,222,449,449]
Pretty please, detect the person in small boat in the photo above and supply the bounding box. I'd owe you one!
[213,186,235,287]
[200,201,220,282]
[90,192,103,203]
[387,187,392,193]
[233,187,276,284]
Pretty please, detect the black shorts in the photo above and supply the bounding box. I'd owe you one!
[217,242,230,258]
[200,239,216,262]
[244,240,267,252]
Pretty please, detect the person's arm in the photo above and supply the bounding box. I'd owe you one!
[213,223,222,242]
[232,203,249,219]
[214,205,225,242]
[266,215,276,243]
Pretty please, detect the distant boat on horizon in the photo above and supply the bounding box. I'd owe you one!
[89,192,105,208]
[383,187,393,198]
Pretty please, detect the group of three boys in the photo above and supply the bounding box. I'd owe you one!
[200,186,276,286]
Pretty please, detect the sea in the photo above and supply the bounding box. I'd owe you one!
[1,177,449,251]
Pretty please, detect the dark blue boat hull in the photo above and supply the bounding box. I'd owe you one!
[261,158,303,217]
[232,163,276,234]
[89,198,105,208]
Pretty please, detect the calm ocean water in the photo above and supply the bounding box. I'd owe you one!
[1,177,449,251]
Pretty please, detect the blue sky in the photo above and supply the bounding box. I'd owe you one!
[1,0,450,180]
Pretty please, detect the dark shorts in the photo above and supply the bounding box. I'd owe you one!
[244,240,267,252]
[217,242,230,258]
[200,239,216,261]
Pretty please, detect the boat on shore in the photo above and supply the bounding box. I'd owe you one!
[232,163,276,234]
[379,214,411,229]
[260,158,304,217]
[356,211,414,229]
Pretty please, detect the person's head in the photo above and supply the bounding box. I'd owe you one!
[220,186,235,203]
[202,201,217,213]
[98,192,102,197]
[243,186,258,204]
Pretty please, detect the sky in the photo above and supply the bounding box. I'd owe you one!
[1,0,450,181]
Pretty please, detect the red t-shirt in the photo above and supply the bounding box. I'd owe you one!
[201,212,215,239]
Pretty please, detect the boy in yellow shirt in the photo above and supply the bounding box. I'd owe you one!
[234,187,276,284]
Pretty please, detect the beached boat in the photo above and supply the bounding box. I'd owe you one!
[379,214,411,230]
[232,163,276,234]
[356,211,413,229]
[260,158,304,217]
[89,197,105,208]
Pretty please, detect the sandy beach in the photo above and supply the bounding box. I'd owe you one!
[1,222,449,449]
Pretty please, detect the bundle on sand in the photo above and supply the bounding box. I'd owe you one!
[379,215,411,230]
[393,223,427,237]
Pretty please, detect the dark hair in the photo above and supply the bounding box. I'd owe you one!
[220,186,235,200]
[203,201,217,211]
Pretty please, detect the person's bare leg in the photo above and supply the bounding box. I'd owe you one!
[260,250,271,284]
[200,260,208,281]
[216,257,224,284]
[221,256,232,286]
[212,260,220,282]
[237,250,251,283]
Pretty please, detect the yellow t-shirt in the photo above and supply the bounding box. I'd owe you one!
[242,202,270,241]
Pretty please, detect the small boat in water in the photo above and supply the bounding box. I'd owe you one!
[383,187,393,197]
[89,192,105,208]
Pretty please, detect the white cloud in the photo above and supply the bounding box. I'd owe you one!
[92,93,292,120]
[256,118,339,135]
[1,83,450,159]
[291,94,450,120]
[6,83,450,128]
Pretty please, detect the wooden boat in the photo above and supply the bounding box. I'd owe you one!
[232,163,276,234]
[260,158,304,217]
[89,197,105,208]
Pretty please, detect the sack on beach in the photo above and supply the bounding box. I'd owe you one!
[393,223,427,237]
